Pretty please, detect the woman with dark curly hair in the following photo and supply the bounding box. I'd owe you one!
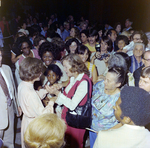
[18,57,54,148]
[47,54,92,148]
[39,41,68,85]
[65,38,81,54]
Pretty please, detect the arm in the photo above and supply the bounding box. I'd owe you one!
[92,65,98,84]
[11,52,22,64]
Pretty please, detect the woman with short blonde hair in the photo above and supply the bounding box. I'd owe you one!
[24,113,66,148]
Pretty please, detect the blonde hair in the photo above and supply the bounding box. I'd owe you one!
[62,54,90,77]
[24,113,66,148]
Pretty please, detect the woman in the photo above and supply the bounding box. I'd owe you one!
[15,36,40,85]
[18,57,54,148]
[80,29,89,45]
[114,22,122,35]
[70,27,81,41]
[24,113,66,148]
[91,36,112,76]
[65,38,80,54]
[48,54,92,148]
[90,67,125,148]
[78,45,98,84]
[39,42,68,85]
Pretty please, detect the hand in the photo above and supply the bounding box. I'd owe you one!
[17,106,22,117]
[103,56,109,63]
[122,48,127,53]
[53,83,63,90]
[45,85,60,96]
[95,52,101,59]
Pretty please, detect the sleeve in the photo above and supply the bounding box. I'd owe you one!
[55,80,88,111]
[36,89,48,100]
[93,131,102,148]
[133,69,140,87]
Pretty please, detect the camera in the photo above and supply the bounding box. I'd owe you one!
[95,44,101,52]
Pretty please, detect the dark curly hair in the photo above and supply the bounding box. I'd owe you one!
[39,42,60,60]
[116,35,129,46]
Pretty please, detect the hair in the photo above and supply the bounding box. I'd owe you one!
[100,36,112,52]
[121,31,131,39]
[108,54,127,72]
[33,35,46,46]
[65,38,81,54]
[44,64,63,83]
[77,44,90,56]
[133,42,145,51]
[116,35,129,46]
[141,66,150,79]
[80,29,89,38]
[24,113,66,148]
[114,22,121,31]
[39,42,60,60]
[19,57,44,81]
[80,21,88,29]
[132,30,148,46]
[120,86,150,126]
[18,36,33,51]
[88,28,99,38]
[142,50,150,59]
[62,54,90,77]
[108,67,125,88]
[106,29,116,37]
[46,29,61,38]
[71,27,80,39]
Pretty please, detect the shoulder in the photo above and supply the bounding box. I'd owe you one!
[133,65,144,76]
[2,64,12,72]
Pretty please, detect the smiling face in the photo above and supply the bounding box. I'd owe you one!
[88,36,97,45]
[21,42,31,56]
[118,40,126,50]
[63,60,74,78]
[100,40,108,52]
[78,50,89,63]
[42,51,54,66]
[47,70,59,85]
[133,44,144,57]
[69,41,77,53]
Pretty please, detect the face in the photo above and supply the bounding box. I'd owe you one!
[109,30,117,42]
[125,20,130,28]
[22,23,27,29]
[133,34,142,43]
[21,42,30,56]
[116,24,121,33]
[98,30,102,37]
[133,44,144,57]
[81,33,88,43]
[78,50,89,63]
[118,40,126,50]
[0,51,2,67]
[100,40,108,52]
[42,51,54,66]
[63,60,74,78]
[69,42,77,53]
[70,28,75,37]
[47,70,58,85]
[139,76,150,92]
[113,97,124,123]
[81,24,87,30]
[88,36,97,44]
[142,52,150,67]
[104,72,120,91]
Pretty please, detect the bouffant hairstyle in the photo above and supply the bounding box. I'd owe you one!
[141,66,150,79]
[39,42,60,60]
[116,35,129,46]
[62,54,90,77]
[44,64,63,83]
[120,86,150,126]
[19,57,44,81]
[108,67,125,88]
[24,113,66,148]
[65,38,81,54]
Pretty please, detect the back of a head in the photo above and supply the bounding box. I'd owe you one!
[120,86,150,126]
[24,113,66,148]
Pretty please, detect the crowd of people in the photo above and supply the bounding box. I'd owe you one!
[0,13,150,148]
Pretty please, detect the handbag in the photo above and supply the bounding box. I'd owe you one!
[66,78,92,129]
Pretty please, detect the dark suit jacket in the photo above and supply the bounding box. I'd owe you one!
[133,65,144,87]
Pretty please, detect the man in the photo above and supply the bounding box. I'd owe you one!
[129,42,145,73]
[106,29,118,52]
[94,86,150,148]
[0,48,21,148]
[123,18,133,31]
[133,50,150,86]
[61,22,70,41]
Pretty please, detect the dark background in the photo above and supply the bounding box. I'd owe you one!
[0,0,150,32]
